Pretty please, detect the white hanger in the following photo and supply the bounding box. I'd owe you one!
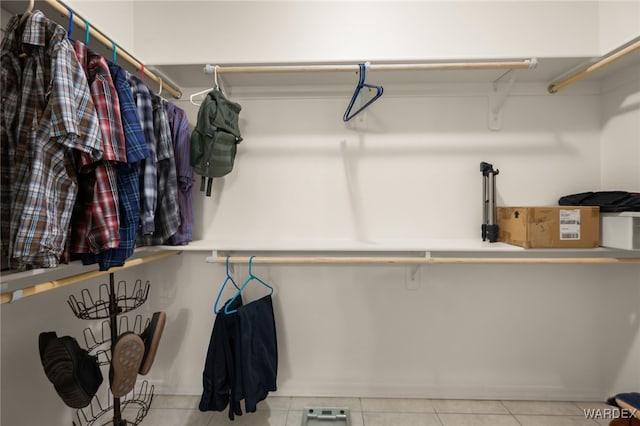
[156,78,168,103]
[189,65,223,106]
[19,0,34,24]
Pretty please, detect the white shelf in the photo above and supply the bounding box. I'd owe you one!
[161,238,519,252]
[158,239,638,258]
[0,246,173,291]
[154,58,576,90]
[160,238,521,253]
[151,54,640,100]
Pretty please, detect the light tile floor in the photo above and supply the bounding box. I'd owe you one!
[143,395,622,426]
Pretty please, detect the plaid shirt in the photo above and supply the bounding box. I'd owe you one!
[108,63,148,164]
[139,96,180,245]
[91,62,149,270]
[127,74,157,235]
[1,11,103,270]
[165,102,194,245]
[70,41,123,255]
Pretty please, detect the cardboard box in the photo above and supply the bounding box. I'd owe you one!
[600,212,640,250]
[497,206,600,248]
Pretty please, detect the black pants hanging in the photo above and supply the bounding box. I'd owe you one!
[200,294,278,419]
[199,296,243,420]
[235,295,278,413]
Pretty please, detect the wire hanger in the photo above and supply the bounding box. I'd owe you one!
[189,64,223,106]
[224,256,274,315]
[213,257,241,314]
[343,62,383,122]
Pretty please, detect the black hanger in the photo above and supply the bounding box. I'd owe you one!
[343,63,383,122]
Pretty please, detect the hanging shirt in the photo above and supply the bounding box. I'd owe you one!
[70,40,123,256]
[96,61,148,270]
[139,95,180,245]
[165,102,194,245]
[127,74,157,235]
[0,10,103,270]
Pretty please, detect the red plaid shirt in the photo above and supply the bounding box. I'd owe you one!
[70,41,126,254]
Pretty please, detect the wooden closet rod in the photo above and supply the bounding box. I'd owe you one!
[41,0,182,99]
[210,255,640,265]
[210,59,538,75]
[0,250,180,304]
[548,36,640,93]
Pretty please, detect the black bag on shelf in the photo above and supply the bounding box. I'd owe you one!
[558,191,640,212]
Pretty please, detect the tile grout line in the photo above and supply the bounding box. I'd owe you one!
[433,410,445,426]
[498,399,526,425]
[358,397,365,426]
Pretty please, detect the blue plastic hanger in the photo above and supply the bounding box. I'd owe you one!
[213,257,241,314]
[224,256,274,315]
[84,19,90,45]
[67,9,74,38]
[112,40,117,64]
[343,63,383,122]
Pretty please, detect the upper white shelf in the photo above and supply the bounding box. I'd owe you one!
[152,54,639,97]
[154,58,566,92]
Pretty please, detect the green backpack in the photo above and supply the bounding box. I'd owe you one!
[190,89,242,196]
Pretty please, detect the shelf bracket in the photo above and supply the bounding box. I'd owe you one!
[488,69,517,131]
[405,265,420,290]
[404,251,429,290]
[207,249,219,264]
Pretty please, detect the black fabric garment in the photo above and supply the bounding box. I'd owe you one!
[199,296,243,420]
[200,294,278,420]
[559,191,640,212]
[235,295,278,413]
[607,392,640,409]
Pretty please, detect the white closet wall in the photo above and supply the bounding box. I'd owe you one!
[132,1,602,63]
[64,0,136,50]
[189,89,602,242]
[1,2,639,425]
[599,1,640,52]
[600,64,640,189]
[134,0,639,400]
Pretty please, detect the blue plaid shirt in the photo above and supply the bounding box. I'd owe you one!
[127,73,157,235]
[90,62,149,270]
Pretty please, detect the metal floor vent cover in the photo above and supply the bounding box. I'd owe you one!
[302,407,351,425]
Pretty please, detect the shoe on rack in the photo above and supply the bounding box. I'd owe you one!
[110,332,144,398]
[139,311,166,375]
[39,332,103,409]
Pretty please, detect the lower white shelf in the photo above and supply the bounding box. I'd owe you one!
[162,238,633,253]
[158,239,640,265]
